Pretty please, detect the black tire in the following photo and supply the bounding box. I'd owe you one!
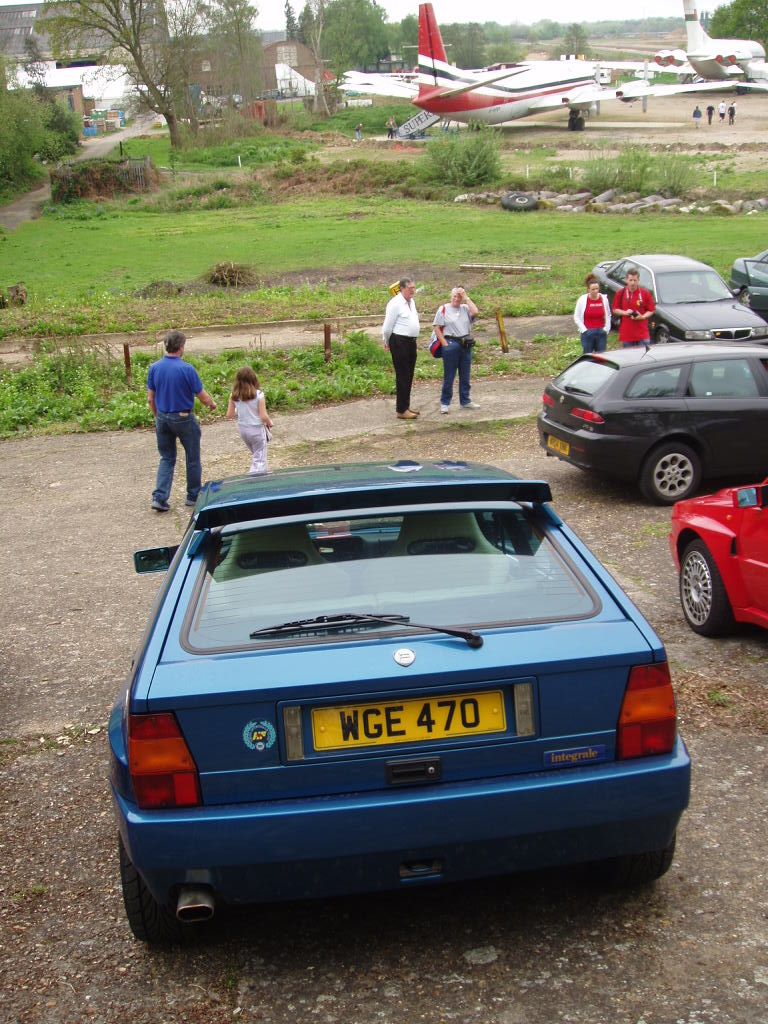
[500,191,538,212]
[679,538,735,636]
[738,287,751,307]
[639,441,701,504]
[599,833,676,887]
[654,324,672,344]
[119,835,184,944]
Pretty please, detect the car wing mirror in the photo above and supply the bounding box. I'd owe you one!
[734,486,767,510]
[134,545,178,573]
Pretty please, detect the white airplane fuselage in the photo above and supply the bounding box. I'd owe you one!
[415,60,597,124]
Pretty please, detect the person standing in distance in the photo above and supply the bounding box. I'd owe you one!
[382,277,420,420]
[146,330,217,512]
[573,274,611,353]
[433,286,480,413]
[612,267,655,348]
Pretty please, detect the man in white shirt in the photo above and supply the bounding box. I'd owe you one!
[382,277,420,420]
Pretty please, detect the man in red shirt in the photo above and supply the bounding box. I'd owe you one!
[613,268,656,347]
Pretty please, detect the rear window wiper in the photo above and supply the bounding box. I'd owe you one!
[249,612,483,648]
[562,384,592,395]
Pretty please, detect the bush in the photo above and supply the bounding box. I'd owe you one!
[654,153,697,197]
[422,128,502,188]
[616,145,654,194]
[50,158,160,203]
[582,147,619,194]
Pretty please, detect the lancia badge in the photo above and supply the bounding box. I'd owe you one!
[393,648,416,667]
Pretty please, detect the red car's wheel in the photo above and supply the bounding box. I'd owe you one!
[679,539,735,636]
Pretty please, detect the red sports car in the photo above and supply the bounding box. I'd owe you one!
[670,480,768,636]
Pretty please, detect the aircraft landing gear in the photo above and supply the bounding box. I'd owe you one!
[568,110,585,131]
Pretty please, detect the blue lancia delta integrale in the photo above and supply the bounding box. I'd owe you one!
[110,461,690,943]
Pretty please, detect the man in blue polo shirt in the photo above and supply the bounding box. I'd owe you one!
[146,330,217,512]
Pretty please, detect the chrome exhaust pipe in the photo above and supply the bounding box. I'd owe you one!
[176,886,215,922]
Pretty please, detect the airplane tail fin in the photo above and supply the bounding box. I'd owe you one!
[682,0,710,51]
[418,2,448,88]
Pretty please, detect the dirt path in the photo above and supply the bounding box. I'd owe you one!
[1,383,767,1023]
[0,114,158,234]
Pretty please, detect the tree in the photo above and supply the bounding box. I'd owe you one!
[0,87,46,188]
[323,0,389,75]
[709,0,768,48]
[298,0,330,114]
[440,22,486,69]
[207,0,263,107]
[285,0,299,40]
[44,0,207,148]
[484,40,525,65]
[560,23,590,58]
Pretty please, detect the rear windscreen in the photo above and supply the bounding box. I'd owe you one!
[554,358,617,397]
[184,508,598,651]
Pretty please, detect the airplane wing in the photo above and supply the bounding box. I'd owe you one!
[615,79,735,98]
[341,72,418,100]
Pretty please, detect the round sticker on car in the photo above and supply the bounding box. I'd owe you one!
[243,720,276,751]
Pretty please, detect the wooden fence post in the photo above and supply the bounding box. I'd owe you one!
[123,342,132,384]
[323,323,332,363]
[495,310,509,353]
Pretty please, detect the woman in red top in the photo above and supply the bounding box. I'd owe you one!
[613,268,656,347]
[573,274,612,353]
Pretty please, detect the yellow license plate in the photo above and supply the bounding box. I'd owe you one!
[312,690,506,751]
[547,435,570,457]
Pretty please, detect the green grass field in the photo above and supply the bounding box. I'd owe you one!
[1,198,766,339]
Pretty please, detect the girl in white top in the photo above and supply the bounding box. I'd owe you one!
[226,367,274,475]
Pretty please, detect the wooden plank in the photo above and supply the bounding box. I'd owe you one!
[459,263,551,273]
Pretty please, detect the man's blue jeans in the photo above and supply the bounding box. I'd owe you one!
[440,339,473,406]
[152,412,202,504]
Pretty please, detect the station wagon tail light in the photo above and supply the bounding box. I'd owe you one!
[571,407,605,425]
[617,663,677,760]
[128,713,201,809]
[542,392,555,407]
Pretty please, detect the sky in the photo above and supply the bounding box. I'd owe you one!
[257,0,708,32]
[0,0,715,32]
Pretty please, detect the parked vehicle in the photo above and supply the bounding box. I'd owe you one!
[112,461,689,944]
[670,479,768,636]
[729,249,768,322]
[537,343,768,503]
[592,254,768,344]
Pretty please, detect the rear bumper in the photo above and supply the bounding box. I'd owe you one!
[115,739,690,906]
[536,416,646,479]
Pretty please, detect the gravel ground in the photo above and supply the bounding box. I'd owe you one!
[1,381,767,1024]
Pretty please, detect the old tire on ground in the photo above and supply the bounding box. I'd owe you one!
[119,835,185,944]
[639,441,701,504]
[654,324,672,344]
[501,191,538,212]
[679,538,735,636]
[599,833,676,886]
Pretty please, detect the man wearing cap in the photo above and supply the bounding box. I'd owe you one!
[146,330,217,512]
[382,277,421,420]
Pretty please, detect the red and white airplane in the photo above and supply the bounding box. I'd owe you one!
[343,3,763,137]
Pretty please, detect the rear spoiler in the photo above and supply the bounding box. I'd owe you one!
[193,480,554,531]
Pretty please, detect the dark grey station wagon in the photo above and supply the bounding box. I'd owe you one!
[537,343,768,503]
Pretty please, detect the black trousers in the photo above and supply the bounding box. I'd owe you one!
[388,334,418,414]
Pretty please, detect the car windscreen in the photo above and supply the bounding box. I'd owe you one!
[184,508,598,651]
[553,357,617,397]
[655,270,732,304]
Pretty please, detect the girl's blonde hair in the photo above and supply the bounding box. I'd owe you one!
[231,366,260,401]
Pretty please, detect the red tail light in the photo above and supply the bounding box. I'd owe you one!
[542,392,555,408]
[617,663,677,760]
[128,713,201,809]
[571,407,605,424]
